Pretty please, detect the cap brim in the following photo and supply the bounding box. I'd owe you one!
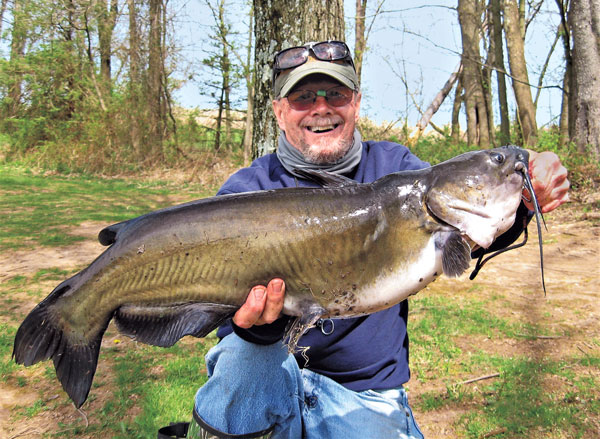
[275,60,358,98]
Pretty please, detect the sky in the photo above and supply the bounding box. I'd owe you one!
[173,0,566,132]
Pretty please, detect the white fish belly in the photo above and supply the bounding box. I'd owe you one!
[350,234,442,314]
[310,234,442,318]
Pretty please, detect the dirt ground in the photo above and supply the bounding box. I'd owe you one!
[1,194,598,438]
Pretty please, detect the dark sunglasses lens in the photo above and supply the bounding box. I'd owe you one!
[312,41,348,60]
[287,90,315,110]
[326,86,353,106]
[276,47,308,70]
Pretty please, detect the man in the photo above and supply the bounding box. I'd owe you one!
[184,41,569,439]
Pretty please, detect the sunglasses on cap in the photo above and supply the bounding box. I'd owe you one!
[272,40,355,82]
[286,86,355,111]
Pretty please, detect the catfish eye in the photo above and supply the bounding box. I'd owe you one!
[490,152,505,164]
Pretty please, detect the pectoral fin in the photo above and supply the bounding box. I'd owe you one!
[436,231,471,277]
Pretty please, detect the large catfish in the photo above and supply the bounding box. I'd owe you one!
[14,146,534,408]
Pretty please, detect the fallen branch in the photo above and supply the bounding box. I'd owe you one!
[9,428,41,439]
[457,372,500,385]
[482,427,507,438]
[515,333,563,339]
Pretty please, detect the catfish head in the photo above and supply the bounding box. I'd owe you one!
[426,146,528,249]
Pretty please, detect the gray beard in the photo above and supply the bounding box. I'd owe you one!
[276,129,363,177]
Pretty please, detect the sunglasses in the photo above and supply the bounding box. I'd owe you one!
[272,41,355,82]
[286,86,355,111]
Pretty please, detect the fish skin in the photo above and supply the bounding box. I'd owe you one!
[13,146,529,408]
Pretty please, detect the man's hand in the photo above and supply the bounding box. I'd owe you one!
[233,278,286,328]
[524,150,570,213]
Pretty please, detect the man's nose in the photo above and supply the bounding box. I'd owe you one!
[311,96,333,113]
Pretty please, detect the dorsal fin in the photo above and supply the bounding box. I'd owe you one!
[293,168,358,188]
[98,220,130,246]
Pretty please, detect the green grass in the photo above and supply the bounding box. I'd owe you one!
[0,323,18,379]
[409,291,600,438]
[0,164,211,250]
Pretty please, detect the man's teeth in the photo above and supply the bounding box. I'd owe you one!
[307,124,337,133]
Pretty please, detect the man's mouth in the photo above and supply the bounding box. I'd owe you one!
[306,123,340,133]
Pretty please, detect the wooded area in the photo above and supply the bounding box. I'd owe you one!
[0,0,597,173]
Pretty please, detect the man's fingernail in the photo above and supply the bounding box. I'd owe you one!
[273,280,282,293]
[254,287,266,300]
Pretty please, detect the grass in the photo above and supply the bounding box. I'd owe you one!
[0,164,211,250]
[408,287,600,438]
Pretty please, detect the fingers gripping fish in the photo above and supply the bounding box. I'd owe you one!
[13,146,539,408]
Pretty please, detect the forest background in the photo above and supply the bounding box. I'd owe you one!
[0,0,598,186]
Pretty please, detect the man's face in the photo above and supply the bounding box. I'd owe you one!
[272,75,361,164]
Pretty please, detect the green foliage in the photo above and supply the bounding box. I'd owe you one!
[411,133,478,165]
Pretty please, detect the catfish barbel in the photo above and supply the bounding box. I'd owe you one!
[13,146,541,408]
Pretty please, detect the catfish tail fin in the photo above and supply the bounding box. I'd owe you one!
[13,283,109,408]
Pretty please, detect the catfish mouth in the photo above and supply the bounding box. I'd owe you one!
[445,200,492,219]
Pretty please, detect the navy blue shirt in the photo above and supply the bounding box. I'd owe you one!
[215,140,528,392]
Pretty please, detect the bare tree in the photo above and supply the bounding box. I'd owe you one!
[252,0,345,158]
[7,0,27,118]
[148,0,165,143]
[354,0,385,86]
[489,0,510,144]
[96,0,118,93]
[242,3,254,165]
[203,0,235,151]
[457,0,490,147]
[568,0,600,158]
[503,0,538,146]
[556,0,571,144]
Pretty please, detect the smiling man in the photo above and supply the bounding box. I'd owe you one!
[171,41,569,439]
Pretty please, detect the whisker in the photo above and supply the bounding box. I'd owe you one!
[523,171,547,295]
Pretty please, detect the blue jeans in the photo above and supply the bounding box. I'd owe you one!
[193,333,424,439]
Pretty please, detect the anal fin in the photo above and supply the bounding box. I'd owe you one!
[284,303,326,360]
[115,302,237,347]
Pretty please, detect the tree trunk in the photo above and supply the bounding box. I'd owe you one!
[0,0,9,37]
[148,0,164,145]
[556,0,571,145]
[8,0,26,118]
[354,0,367,86]
[490,0,510,144]
[96,0,118,93]
[483,7,496,146]
[503,0,538,146]
[252,0,345,158]
[451,74,463,142]
[215,85,224,150]
[127,0,142,154]
[569,0,600,158]
[242,4,254,166]
[457,0,490,147]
